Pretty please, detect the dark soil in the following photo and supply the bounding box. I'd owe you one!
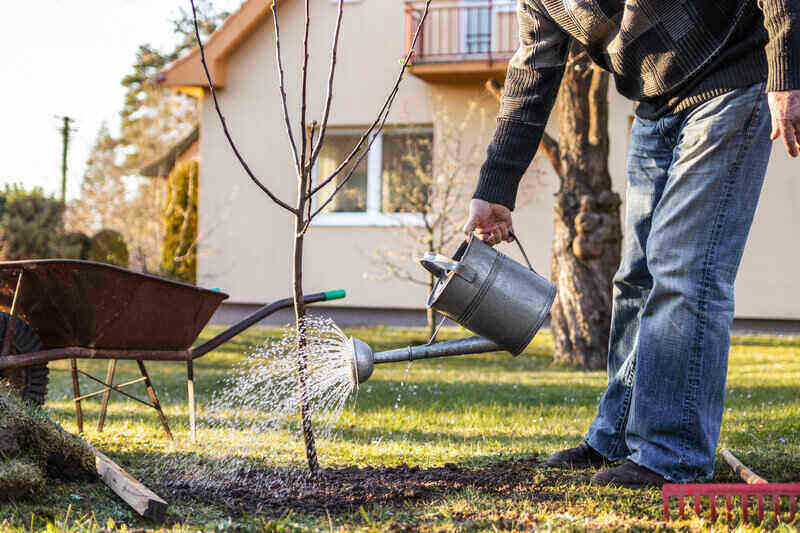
[165,454,585,516]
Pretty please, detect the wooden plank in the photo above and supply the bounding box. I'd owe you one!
[92,448,168,522]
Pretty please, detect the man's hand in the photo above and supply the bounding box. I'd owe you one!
[463,199,514,245]
[768,90,800,158]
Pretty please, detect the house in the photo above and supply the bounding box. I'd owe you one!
[161,0,800,327]
[140,124,200,179]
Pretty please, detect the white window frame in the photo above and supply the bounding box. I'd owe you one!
[311,127,433,227]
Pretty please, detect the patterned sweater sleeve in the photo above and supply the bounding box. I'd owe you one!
[759,0,800,92]
[472,0,569,210]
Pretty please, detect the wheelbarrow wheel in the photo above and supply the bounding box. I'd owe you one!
[0,311,49,407]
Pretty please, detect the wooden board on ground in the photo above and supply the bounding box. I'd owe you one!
[92,448,168,522]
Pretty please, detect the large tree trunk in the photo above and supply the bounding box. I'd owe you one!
[548,49,621,370]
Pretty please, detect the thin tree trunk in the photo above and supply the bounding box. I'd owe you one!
[549,49,621,370]
[427,275,436,339]
[293,211,319,474]
[190,0,433,475]
[426,235,436,339]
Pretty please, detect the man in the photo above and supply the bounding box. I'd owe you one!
[464,0,799,487]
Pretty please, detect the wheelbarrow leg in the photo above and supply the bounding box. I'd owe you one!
[187,360,196,443]
[96,359,117,432]
[136,360,173,440]
[1,272,23,358]
[70,358,84,433]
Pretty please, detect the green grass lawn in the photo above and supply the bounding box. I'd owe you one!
[1,326,799,532]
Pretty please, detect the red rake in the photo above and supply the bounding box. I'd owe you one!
[662,449,800,523]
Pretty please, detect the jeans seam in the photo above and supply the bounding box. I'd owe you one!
[677,85,764,474]
[610,351,637,457]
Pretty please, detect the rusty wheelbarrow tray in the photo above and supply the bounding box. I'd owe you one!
[0,259,345,441]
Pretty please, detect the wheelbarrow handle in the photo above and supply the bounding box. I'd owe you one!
[190,290,346,359]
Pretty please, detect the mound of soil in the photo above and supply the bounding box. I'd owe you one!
[166,454,579,516]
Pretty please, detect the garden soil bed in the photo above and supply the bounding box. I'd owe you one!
[165,454,588,516]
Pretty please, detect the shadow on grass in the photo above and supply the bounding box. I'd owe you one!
[730,335,800,348]
[328,426,579,455]
[351,379,604,410]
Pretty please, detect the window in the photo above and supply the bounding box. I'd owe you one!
[313,127,433,226]
[316,133,369,213]
[462,2,491,54]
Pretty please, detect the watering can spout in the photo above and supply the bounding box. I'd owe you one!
[348,335,505,384]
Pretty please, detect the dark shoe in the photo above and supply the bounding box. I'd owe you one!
[590,460,668,488]
[545,441,610,468]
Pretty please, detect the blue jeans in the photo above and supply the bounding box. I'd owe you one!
[584,82,772,482]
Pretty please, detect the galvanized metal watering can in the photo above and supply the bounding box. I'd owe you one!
[348,233,556,384]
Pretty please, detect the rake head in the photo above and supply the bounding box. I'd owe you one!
[662,483,800,523]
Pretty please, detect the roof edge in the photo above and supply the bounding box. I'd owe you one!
[160,0,273,88]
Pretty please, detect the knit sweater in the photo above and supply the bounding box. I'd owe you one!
[474,0,800,210]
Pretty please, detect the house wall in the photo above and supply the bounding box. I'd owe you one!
[198,0,800,320]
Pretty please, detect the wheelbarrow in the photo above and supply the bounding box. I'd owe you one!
[0,259,345,441]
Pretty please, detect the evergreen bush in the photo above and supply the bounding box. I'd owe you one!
[162,160,198,284]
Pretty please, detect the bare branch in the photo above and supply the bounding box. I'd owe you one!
[299,0,311,179]
[189,0,296,214]
[538,133,561,173]
[588,64,610,149]
[366,250,429,286]
[306,0,345,175]
[308,0,432,204]
[484,78,503,101]
[306,122,317,222]
[271,0,301,176]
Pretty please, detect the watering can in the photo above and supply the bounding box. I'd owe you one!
[348,233,556,384]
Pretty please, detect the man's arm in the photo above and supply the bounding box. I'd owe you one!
[759,0,800,157]
[472,0,569,212]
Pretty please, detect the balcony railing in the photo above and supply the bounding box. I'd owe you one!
[405,0,519,65]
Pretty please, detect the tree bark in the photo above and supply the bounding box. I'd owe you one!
[548,49,621,370]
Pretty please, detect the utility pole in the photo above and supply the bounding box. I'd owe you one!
[57,116,75,203]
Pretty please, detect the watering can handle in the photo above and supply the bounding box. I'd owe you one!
[420,254,477,283]
[460,231,535,272]
[508,231,535,272]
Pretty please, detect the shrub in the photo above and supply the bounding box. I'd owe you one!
[60,231,91,260]
[88,229,129,268]
[0,184,66,260]
[162,160,198,284]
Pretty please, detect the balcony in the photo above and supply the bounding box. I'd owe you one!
[405,0,519,83]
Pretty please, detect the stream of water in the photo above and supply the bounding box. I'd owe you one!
[161,316,358,493]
